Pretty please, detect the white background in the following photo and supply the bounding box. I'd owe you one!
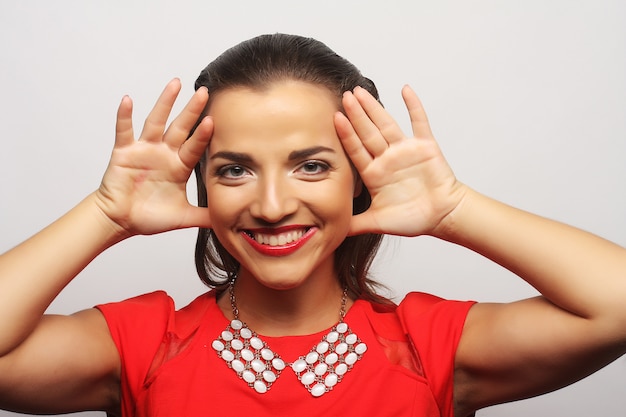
[1,1,625,415]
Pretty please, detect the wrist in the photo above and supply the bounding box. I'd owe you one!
[84,192,134,246]
[430,182,472,242]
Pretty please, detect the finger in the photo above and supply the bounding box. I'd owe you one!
[179,116,214,169]
[341,90,388,157]
[139,78,182,143]
[180,206,213,229]
[163,86,210,148]
[352,86,405,144]
[347,212,380,236]
[114,95,134,147]
[401,85,434,139]
[334,111,373,173]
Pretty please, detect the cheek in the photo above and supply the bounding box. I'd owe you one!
[205,187,244,256]
[206,185,245,224]
[303,180,355,222]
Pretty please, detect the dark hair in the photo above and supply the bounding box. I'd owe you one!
[193,33,388,303]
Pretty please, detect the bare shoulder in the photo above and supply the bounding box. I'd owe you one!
[0,308,120,414]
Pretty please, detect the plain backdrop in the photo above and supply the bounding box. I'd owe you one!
[1,1,625,416]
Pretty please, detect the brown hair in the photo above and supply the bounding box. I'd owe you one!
[193,33,388,303]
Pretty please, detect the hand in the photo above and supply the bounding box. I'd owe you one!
[94,79,214,237]
[334,85,466,237]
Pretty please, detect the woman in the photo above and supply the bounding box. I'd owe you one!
[0,33,624,417]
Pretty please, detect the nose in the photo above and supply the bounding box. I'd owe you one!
[249,176,298,223]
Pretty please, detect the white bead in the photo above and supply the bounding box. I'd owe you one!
[345,352,358,365]
[316,341,329,354]
[251,359,266,373]
[221,350,235,362]
[250,337,264,350]
[305,352,319,364]
[242,370,256,383]
[335,363,348,376]
[300,371,316,386]
[325,373,338,387]
[335,342,348,355]
[326,331,339,343]
[291,359,307,373]
[263,370,277,383]
[241,349,255,362]
[325,353,338,365]
[215,316,368,396]
[314,363,328,376]
[211,340,225,351]
[261,348,274,361]
[253,380,267,394]
[272,358,286,371]
[311,383,326,397]
[231,359,245,373]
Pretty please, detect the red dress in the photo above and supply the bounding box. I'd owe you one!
[97,291,474,417]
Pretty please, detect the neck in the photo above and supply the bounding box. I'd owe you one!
[218,271,350,337]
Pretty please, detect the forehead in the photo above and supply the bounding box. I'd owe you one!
[207,81,343,151]
[208,80,340,116]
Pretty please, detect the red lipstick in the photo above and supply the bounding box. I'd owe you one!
[242,226,316,257]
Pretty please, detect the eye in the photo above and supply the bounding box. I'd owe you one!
[216,164,249,179]
[297,160,330,176]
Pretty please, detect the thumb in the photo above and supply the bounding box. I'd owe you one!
[347,212,380,236]
[180,206,213,230]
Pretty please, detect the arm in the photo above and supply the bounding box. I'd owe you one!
[0,79,214,413]
[445,189,626,413]
[335,85,626,416]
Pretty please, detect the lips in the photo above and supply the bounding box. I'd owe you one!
[242,226,316,256]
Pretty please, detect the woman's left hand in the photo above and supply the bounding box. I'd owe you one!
[335,85,466,237]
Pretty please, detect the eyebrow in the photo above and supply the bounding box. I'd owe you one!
[288,146,335,161]
[209,146,336,163]
[209,151,253,163]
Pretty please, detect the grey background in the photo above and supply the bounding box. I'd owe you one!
[1,0,625,415]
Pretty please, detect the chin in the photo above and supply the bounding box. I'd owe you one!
[256,279,305,292]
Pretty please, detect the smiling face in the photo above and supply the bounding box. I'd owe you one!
[204,81,357,291]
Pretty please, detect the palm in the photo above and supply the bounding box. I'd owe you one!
[95,80,214,236]
[335,86,465,237]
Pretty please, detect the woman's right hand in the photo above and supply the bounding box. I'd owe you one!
[94,79,214,238]
[0,80,214,413]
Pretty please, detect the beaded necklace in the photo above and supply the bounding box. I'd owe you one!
[211,283,368,397]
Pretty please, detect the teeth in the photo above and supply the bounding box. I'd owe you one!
[252,229,306,246]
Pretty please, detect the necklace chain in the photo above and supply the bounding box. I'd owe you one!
[212,281,367,397]
[228,281,348,324]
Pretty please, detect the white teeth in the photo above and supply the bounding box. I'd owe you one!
[252,229,305,246]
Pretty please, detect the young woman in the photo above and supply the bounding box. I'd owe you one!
[0,33,624,417]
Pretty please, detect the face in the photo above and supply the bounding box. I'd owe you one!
[204,81,357,290]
